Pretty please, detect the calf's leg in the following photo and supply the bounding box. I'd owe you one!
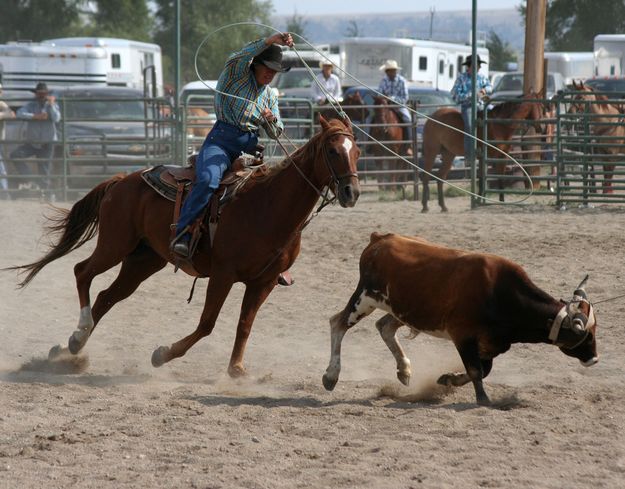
[323,281,377,391]
[453,338,491,405]
[438,358,493,388]
[375,313,412,386]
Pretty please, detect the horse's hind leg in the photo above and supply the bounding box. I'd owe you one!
[68,243,167,353]
[70,229,140,354]
[322,280,378,391]
[437,149,455,212]
[151,274,234,368]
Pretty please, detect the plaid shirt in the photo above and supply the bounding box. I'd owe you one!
[214,39,283,138]
[451,71,492,109]
[378,74,408,104]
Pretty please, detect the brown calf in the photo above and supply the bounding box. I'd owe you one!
[323,233,598,405]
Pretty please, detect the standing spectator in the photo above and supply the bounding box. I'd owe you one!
[378,59,412,155]
[0,83,16,199]
[311,60,342,105]
[10,82,61,195]
[451,54,492,161]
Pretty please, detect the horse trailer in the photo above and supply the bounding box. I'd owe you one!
[543,52,594,85]
[594,34,625,77]
[339,37,489,91]
[0,37,163,96]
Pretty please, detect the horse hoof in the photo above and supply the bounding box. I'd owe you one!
[48,344,64,360]
[437,373,453,386]
[322,373,338,391]
[227,364,247,378]
[421,208,429,213]
[68,332,86,355]
[151,346,170,367]
[441,207,448,213]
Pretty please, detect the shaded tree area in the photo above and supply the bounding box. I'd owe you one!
[519,0,625,51]
[86,0,153,42]
[486,30,517,71]
[153,0,273,81]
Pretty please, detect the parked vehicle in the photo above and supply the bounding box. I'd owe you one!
[582,76,625,95]
[544,52,594,85]
[339,37,488,91]
[54,86,172,187]
[270,67,320,99]
[491,71,566,100]
[0,37,163,97]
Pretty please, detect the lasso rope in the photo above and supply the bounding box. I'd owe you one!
[192,21,537,205]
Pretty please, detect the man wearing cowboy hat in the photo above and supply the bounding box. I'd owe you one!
[171,32,294,259]
[378,59,412,156]
[311,59,342,104]
[451,54,492,161]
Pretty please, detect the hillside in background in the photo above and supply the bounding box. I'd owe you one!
[271,8,525,50]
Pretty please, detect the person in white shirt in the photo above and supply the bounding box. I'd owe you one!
[311,60,342,105]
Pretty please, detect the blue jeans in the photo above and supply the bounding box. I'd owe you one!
[460,105,474,161]
[175,120,259,235]
[10,143,55,189]
[394,107,412,143]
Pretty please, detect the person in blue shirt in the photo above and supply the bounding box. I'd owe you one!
[171,32,294,259]
[377,60,412,156]
[451,54,492,161]
[10,82,61,194]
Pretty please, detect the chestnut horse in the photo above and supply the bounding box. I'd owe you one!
[370,96,408,191]
[569,80,625,194]
[10,116,361,377]
[421,95,543,212]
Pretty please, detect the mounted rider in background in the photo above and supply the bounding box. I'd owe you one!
[377,59,413,156]
[171,32,294,259]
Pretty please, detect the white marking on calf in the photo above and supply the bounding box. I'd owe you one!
[347,289,391,325]
[72,306,95,346]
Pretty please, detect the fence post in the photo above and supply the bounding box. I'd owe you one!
[411,102,419,201]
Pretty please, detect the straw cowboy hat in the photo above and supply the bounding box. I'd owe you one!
[379,59,401,71]
[319,59,334,68]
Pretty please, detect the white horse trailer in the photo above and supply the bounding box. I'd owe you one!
[339,37,489,91]
[544,52,594,85]
[0,42,108,93]
[593,34,625,77]
[45,37,163,95]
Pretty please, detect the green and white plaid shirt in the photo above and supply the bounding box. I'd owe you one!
[214,39,284,139]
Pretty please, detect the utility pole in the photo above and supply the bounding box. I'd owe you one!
[523,0,547,96]
[429,7,435,40]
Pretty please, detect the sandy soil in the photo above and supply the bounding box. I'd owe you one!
[1,193,624,489]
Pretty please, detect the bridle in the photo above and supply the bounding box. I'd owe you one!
[322,130,359,190]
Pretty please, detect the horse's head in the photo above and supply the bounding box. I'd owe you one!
[569,80,596,114]
[342,92,366,124]
[317,115,361,207]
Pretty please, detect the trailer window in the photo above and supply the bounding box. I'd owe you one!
[111,53,121,69]
[418,56,427,71]
[449,64,454,78]
[439,59,444,75]
[457,56,463,73]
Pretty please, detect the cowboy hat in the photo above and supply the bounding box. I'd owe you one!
[462,54,487,66]
[252,44,291,73]
[319,59,334,68]
[379,59,401,71]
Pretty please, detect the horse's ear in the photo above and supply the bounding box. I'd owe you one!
[318,114,330,131]
[341,114,352,131]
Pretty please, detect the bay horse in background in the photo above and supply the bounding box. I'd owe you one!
[370,96,410,192]
[8,116,361,378]
[569,80,625,194]
[420,94,544,212]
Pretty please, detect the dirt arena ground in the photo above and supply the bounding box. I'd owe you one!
[1,193,624,489]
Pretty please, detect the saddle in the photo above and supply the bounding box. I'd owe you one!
[141,146,268,253]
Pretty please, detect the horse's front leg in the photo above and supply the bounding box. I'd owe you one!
[151,274,234,367]
[228,279,276,377]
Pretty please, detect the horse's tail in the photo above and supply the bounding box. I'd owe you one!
[7,175,125,288]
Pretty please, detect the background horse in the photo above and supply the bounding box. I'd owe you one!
[9,116,360,378]
[420,95,543,212]
[370,96,409,192]
[569,80,625,193]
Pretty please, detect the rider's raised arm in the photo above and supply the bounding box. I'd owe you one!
[222,39,269,81]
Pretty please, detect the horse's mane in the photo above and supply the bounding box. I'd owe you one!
[487,99,527,118]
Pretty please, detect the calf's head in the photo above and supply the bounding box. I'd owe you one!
[550,277,598,366]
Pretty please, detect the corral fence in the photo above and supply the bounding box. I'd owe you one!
[3,91,625,207]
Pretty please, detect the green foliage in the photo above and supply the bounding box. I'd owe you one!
[285,11,307,38]
[0,0,84,43]
[87,0,152,42]
[486,30,517,71]
[519,0,625,51]
[153,0,273,83]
